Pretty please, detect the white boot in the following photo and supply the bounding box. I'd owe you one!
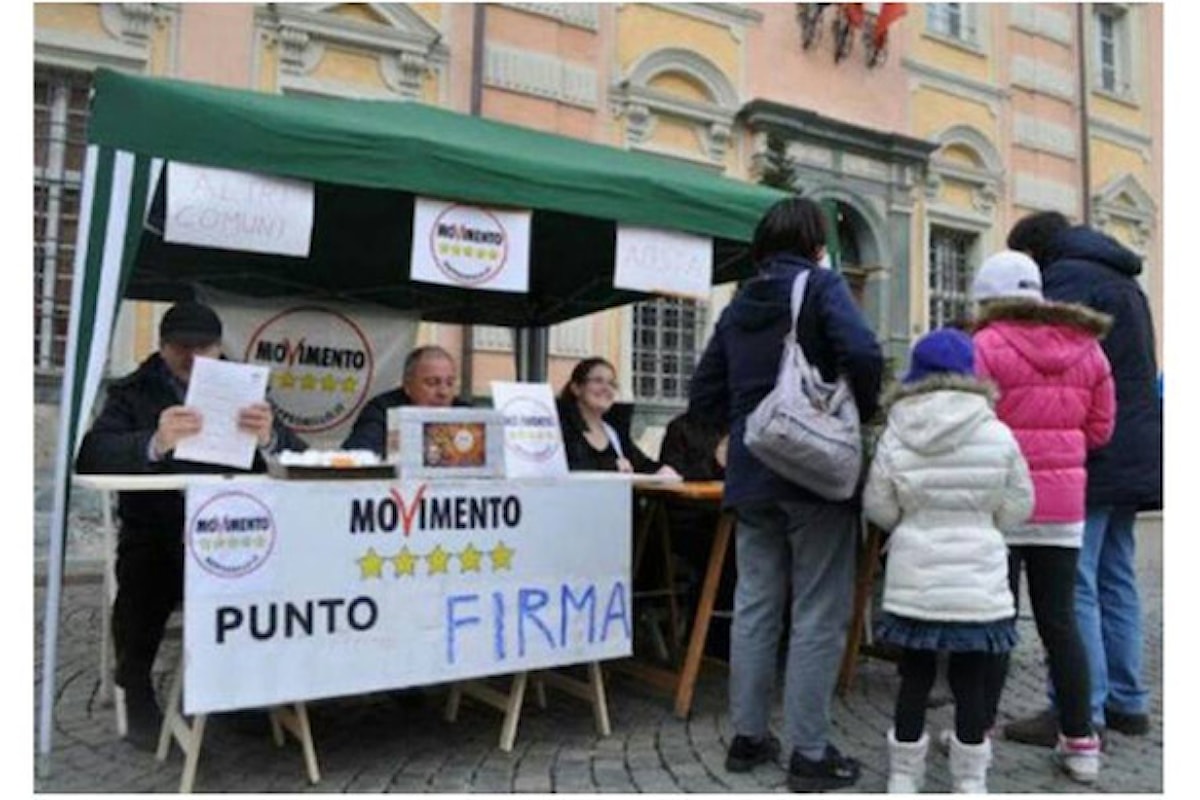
[948,734,991,794]
[887,729,928,793]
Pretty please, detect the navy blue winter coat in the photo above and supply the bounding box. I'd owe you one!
[1040,226,1162,510]
[687,255,884,510]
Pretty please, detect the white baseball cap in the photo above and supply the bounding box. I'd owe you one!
[971,250,1044,303]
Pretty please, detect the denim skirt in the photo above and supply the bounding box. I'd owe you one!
[875,612,1018,654]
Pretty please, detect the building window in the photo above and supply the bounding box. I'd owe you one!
[927,3,974,42]
[631,297,705,403]
[1095,6,1131,96]
[34,67,92,373]
[928,226,977,329]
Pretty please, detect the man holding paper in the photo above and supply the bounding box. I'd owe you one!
[76,301,306,752]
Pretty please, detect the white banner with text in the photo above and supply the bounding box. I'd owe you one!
[613,225,712,300]
[183,478,631,714]
[165,162,315,257]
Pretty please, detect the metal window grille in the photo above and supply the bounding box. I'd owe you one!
[928,226,975,329]
[34,67,92,372]
[631,297,705,403]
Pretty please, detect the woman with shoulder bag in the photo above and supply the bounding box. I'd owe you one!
[687,197,883,791]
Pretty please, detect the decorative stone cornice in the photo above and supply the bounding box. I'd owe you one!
[1092,173,1156,250]
[612,47,740,166]
[100,4,156,47]
[740,98,939,169]
[256,4,448,102]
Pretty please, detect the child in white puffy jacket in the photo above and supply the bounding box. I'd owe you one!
[864,328,1034,793]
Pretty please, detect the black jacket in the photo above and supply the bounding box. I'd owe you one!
[1041,226,1162,510]
[557,398,660,473]
[75,353,308,535]
[660,411,726,482]
[688,255,883,509]
[340,387,473,456]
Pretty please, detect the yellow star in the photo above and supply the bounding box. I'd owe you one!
[463,246,475,258]
[392,547,418,577]
[300,373,318,391]
[279,371,296,390]
[321,373,338,392]
[341,375,358,394]
[490,541,515,572]
[357,548,384,579]
[459,543,483,573]
[426,545,451,575]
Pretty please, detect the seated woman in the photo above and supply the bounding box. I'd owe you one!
[557,357,678,477]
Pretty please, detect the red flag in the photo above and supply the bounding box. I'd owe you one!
[873,3,908,48]
[842,3,865,28]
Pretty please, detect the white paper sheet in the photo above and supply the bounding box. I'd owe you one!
[174,357,271,470]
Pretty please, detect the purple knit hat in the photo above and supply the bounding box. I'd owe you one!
[903,328,975,384]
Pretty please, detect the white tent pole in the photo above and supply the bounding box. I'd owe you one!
[37,145,101,770]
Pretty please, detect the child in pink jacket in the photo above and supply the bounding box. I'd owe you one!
[970,250,1116,784]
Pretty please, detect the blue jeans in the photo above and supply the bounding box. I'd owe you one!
[1076,506,1149,722]
[728,500,856,760]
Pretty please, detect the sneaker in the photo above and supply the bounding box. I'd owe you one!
[1054,733,1101,784]
[1105,707,1150,736]
[1004,708,1058,748]
[725,734,781,773]
[787,744,861,792]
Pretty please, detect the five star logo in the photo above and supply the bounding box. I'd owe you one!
[356,543,518,580]
[426,545,451,575]
[458,543,483,573]
[357,547,384,579]
[490,541,515,572]
[391,547,418,577]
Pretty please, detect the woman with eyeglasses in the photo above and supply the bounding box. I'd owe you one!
[556,356,679,476]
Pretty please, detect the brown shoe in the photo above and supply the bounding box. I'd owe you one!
[1003,708,1058,748]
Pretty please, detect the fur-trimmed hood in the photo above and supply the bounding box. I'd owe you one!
[974,299,1112,338]
[883,372,997,410]
[883,374,999,456]
[974,300,1112,377]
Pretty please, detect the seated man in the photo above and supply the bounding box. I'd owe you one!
[75,300,307,752]
[340,344,470,456]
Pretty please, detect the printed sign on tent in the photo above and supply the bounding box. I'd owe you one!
[184,479,631,713]
[614,225,713,300]
[491,382,569,478]
[410,198,531,293]
[164,162,314,257]
[200,289,419,449]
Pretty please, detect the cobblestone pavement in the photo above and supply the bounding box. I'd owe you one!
[33,516,1161,793]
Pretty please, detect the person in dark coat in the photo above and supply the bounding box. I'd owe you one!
[75,301,308,751]
[340,345,471,456]
[688,196,883,790]
[556,356,678,476]
[1002,211,1162,745]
